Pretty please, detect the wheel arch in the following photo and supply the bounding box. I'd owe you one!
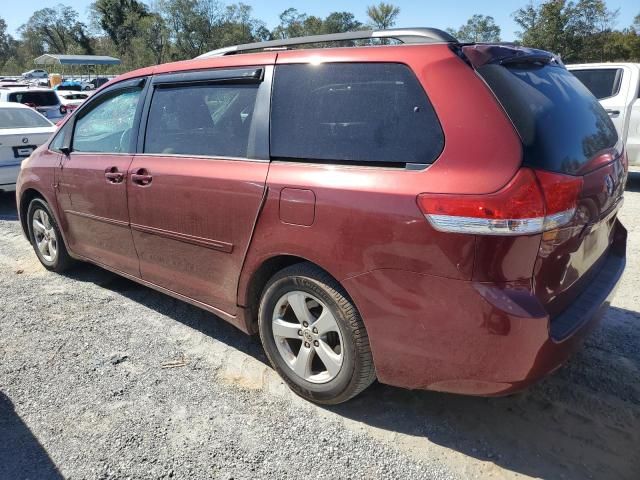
[240,254,355,335]
[19,188,45,239]
[19,188,71,256]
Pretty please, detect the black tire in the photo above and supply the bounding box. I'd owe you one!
[27,198,73,272]
[258,262,376,404]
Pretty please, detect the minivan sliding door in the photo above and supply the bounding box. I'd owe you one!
[127,65,273,316]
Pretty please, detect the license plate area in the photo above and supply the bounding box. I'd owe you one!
[13,145,36,158]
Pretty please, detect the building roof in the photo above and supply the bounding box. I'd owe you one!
[34,54,121,66]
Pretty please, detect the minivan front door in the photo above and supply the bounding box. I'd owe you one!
[56,80,146,276]
[127,66,273,315]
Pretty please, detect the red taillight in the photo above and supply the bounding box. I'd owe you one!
[534,170,583,228]
[417,168,582,236]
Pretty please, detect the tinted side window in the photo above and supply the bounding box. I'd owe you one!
[73,88,142,153]
[271,63,444,165]
[144,84,258,158]
[571,68,622,100]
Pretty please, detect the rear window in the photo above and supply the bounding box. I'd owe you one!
[270,63,444,166]
[570,68,622,100]
[0,107,52,129]
[8,91,59,107]
[477,64,618,174]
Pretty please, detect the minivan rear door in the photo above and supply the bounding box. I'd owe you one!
[469,48,626,334]
[127,62,274,317]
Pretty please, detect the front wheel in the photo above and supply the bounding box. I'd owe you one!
[258,263,376,404]
[27,198,73,272]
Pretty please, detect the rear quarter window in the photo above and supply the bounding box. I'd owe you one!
[270,63,444,166]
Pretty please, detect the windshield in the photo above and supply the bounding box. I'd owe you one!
[477,63,618,174]
[0,107,53,129]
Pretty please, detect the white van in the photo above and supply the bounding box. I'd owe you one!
[567,63,640,169]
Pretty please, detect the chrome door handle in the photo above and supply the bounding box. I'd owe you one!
[104,167,124,183]
[131,169,152,186]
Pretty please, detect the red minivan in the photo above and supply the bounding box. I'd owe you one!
[16,29,627,404]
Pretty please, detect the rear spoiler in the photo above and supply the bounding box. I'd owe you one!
[456,44,564,69]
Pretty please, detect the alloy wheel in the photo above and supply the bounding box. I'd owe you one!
[271,291,344,384]
[32,209,58,263]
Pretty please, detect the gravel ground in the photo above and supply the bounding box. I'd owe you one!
[1,176,639,480]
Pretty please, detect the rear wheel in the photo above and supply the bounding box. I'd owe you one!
[258,263,376,404]
[27,198,73,272]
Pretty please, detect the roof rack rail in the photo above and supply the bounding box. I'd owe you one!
[197,28,458,58]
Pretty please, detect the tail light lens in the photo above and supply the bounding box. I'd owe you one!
[417,168,583,236]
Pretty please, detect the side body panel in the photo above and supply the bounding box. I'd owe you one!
[238,45,523,304]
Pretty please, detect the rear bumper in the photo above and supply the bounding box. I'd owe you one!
[0,162,20,191]
[343,221,627,396]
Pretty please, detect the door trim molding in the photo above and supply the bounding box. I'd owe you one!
[64,209,130,228]
[131,223,234,253]
[64,210,233,253]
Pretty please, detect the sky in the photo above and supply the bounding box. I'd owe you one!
[3,0,639,41]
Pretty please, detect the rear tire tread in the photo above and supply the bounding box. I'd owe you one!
[259,262,376,404]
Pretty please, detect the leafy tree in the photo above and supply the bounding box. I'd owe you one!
[139,12,170,65]
[513,0,572,57]
[513,0,619,62]
[448,14,501,42]
[572,0,619,61]
[91,0,151,56]
[271,9,362,39]
[160,0,224,58]
[323,12,363,33]
[272,8,308,39]
[19,4,94,54]
[220,3,268,44]
[366,2,400,30]
[0,17,17,67]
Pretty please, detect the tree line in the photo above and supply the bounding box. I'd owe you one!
[0,0,638,75]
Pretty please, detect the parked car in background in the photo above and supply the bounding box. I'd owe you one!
[89,77,110,89]
[0,102,55,192]
[568,63,640,170]
[56,91,91,114]
[21,69,48,79]
[16,30,627,404]
[0,87,67,124]
[56,80,95,92]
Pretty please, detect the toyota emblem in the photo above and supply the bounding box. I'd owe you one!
[605,175,615,197]
[22,137,29,144]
